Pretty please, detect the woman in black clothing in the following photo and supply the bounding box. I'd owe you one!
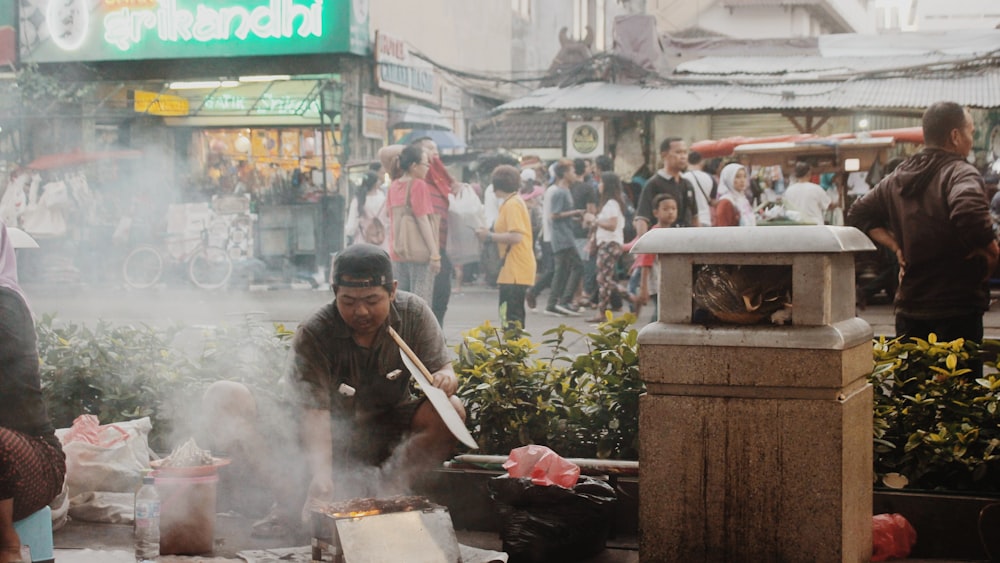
[0,222,65,563]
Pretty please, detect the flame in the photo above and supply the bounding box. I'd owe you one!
[332,509,381,519]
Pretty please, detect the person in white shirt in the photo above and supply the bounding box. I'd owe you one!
[782,161,833,225]
[682,150,717,227]
[586,172,628,322]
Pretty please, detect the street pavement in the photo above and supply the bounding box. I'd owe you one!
[21,281,1000,354]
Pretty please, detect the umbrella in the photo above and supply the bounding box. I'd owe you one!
[397,129,467,152]
[26,149,143,170]
[391,104,453,131]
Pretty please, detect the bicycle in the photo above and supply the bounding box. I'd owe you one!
[122,223,233,289]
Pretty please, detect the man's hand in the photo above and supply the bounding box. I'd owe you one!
[967,239,1000,282]
[430,368,459,396]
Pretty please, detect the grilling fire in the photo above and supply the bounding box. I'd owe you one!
[311,495,461,562]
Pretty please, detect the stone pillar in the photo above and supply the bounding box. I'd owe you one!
[632,226,875,563]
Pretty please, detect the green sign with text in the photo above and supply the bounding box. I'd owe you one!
[20,0,370,63]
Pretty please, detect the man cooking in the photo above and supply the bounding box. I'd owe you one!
[287,243,464,517]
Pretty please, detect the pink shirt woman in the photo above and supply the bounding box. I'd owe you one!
[387,145,441,304]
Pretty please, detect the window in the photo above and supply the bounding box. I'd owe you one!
[512,0,531,20]
[574,0,606,51]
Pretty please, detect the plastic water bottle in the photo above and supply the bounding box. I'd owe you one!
[134,475,160,563]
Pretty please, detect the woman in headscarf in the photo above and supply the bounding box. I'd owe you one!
[0,221,66,563]
[714,163,757,227]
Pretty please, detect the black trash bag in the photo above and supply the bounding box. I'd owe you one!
[488,475,618,563]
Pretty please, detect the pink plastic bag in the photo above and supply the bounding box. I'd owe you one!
[872,513,917,561]
[503,445,581,488]
[61,414,129,447]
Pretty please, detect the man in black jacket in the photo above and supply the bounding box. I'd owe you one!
[848,101,998,344]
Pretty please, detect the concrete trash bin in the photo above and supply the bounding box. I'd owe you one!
[154,473,218,555]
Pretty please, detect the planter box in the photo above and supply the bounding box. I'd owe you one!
[417,468,1000,560]
[873,489,1000,560]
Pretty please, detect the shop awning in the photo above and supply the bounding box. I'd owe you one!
[154,78,328,126]
[390,104,454,130]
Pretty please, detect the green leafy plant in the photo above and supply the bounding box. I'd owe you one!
[871,334,1000,492]
[455,321,567,454]
[558,312,643,459]
[454,314,645,460]
[35,314,292,451]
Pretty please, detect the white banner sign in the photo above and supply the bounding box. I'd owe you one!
[362,94,388,141]
[375,31,437,103]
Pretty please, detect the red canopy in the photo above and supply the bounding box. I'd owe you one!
[690,134,817,158]
[691,127,924,159]
[26,149,143,170]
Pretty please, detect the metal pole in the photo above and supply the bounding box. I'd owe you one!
[319,88,329,275]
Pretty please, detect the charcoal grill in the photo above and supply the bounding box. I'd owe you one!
[310,495,461,563]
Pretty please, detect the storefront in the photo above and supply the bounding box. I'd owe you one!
[11,0,372,285]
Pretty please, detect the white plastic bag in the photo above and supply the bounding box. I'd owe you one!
[55,415,154,498]
[21,181,70,238]
[448,184,485,264]
[0,173,29,226]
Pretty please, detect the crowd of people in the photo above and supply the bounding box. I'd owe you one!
[4,101,998,550]
[342,132,875,330]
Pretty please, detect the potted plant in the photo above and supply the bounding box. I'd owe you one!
[869,334,1000,559]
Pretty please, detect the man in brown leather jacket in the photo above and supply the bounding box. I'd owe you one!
[848,101,999,344]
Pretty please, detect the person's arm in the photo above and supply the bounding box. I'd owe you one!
[968,239,1000,281]
[299,408,333,521]
[867,227,906,271]
[596,215,618,231]
[410,181,442,273]
[638,265,651,305]
[947,168,999,279]
[684,184,700,227]
[416,214,442,274]
[633,216,650,238]
[551,208,583,220]
[633,184,653,237]
[0,498,20,563]
[595,203,619,231]
[478,229,524,246]
[715,199,738,227]
[429,362,458,396]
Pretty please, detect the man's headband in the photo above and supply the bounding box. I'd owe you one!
[334,274,391,288]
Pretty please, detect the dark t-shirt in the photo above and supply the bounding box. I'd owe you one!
[549,186,577,252]
[635,172,698,228]
[0,288,60,449]
[570,181,597,238]
[286,290,450,418]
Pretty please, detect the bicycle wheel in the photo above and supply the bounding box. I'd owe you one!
[122,246,164,289]
[188,245,232,289]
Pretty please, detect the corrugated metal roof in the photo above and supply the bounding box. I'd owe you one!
[674,54,962,77]
[469,112,565,150]
[494,67,1000,113]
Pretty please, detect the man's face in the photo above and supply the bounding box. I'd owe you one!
[662,141,689,174]
[335,280,396,337]
[561,167,578,184]
[951,110,975,157]
[420,139,440,158]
